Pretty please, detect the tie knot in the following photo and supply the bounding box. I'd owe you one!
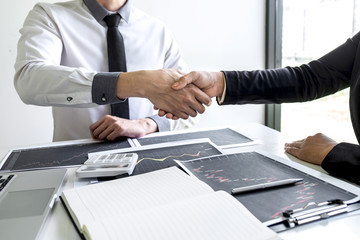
[104,14,121,28]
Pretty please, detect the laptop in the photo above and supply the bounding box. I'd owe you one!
[0,168,67,240]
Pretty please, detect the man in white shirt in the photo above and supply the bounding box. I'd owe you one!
[14,0,208,141]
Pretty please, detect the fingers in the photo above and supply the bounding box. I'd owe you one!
[193,85,212,107]
[156,110,182,120]
[169,114,179,120]
[165,112,179,120]
[155,84,210,119]
[172,71,199,90]
[89,117,106,139]
[284,145,301,158]
[284,140,303,149]
[90,115,126,141]
[284,138,305,158]
[175,84,209,115]
[106,129,121,141]
[156,109,180,120]
[168,109,191,119]
[157,109,167,117]
[90,116,117,140]
[146,69,213,119]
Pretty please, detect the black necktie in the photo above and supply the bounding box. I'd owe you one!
[104,14,129,119]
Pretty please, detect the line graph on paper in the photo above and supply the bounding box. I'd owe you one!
[136,152,201,165]
[1,139,131,171]
[180,152,356,222]
[136,128,253,148]
[126,142,222,176]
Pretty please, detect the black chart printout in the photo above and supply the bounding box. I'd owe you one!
[179,152,356,222]
[137,128,253,147]
[1,139,131,171]
[122,142,223,175]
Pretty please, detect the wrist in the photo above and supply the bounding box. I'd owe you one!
[214,72,225,97]
[140,118,158,134]
[116,71,147,99]
[216,72,226,104]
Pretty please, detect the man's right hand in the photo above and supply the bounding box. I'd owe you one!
[156,71,225,119]
[116,69,211,120]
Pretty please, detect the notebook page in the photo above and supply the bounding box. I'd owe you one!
[62,167,214,232]
[88,190,280,240]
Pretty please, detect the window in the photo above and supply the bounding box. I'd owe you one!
[280,0,360,143]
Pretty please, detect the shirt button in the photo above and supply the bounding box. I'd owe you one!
[101,97,107,102]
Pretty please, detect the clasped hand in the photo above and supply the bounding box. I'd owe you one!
[116,69,213,120]
[152,70,225,120]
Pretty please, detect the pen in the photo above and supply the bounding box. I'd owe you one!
[231,178,303,195]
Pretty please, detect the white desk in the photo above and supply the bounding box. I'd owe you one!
[1,123,360,240]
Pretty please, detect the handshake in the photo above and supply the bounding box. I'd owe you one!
[116,69,225,120]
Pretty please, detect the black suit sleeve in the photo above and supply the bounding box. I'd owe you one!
[222,32,360,105]
[322,143,360,184]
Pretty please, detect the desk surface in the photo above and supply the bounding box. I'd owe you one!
[1,123,359,240]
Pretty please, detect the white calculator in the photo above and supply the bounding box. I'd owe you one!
[76,153,138,178]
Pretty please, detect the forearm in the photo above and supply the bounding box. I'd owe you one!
[14,62,97,107]
[115,71,149,99]
[222,34,358,105]
[222,63,349,105]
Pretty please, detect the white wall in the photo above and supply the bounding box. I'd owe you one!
[0,0,265,149]
[0,0,58,149]
[134,0,266,129]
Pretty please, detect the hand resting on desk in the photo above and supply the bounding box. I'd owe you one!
[90,115,158,141]
[284,133,338,165]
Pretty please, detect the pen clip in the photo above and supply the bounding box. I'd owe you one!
[282,199,348,228]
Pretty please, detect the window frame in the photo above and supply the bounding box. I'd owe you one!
[265,0,283,131]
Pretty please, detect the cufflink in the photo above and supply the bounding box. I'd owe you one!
[101,94,107,102]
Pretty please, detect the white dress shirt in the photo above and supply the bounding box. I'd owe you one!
[14,0,197,141]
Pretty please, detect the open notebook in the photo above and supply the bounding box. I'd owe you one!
[61,167,280,240]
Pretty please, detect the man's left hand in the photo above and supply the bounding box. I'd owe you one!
[90,115,158,141]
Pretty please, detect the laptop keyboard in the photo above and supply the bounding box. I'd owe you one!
[0,174,14,192]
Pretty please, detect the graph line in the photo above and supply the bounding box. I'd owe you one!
[136,151,201,165]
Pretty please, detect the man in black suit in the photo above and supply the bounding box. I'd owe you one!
[159,32,360,184]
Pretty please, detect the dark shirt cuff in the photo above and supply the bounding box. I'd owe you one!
[322,142,360,184]
[147,115,170,132]
[92,72,126,104]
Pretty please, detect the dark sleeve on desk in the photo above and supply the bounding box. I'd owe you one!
[221,32,360,105]
[322,143,360,184]
[147,114,170,132]
[92,72,126,104]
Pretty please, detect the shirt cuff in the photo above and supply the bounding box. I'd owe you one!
[147,115,170,132]
[216,71,227,105]
[92,72,126,105]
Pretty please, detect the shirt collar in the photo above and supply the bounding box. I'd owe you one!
[83,0,131,23]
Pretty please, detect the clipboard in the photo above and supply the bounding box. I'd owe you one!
[265,197,360,232]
